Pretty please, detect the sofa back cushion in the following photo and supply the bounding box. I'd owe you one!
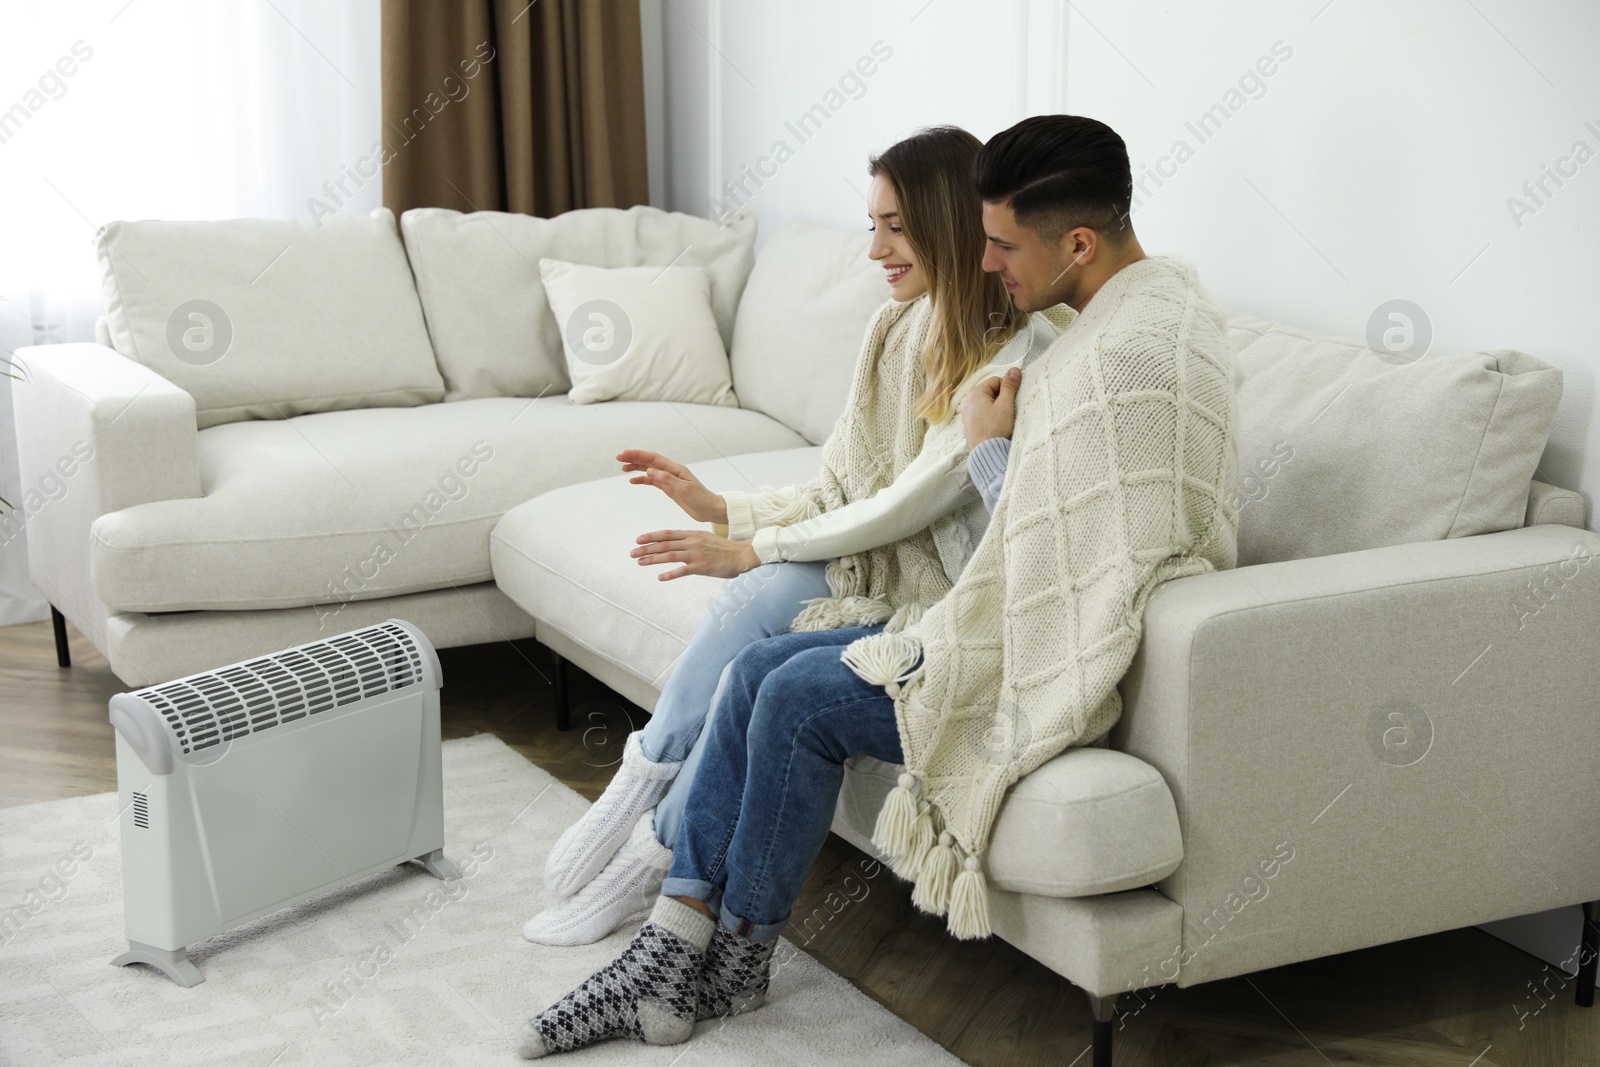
[1230,313,1563,565]
[96,209,444,429]
[729,221,889,445]
[400,205,756,401]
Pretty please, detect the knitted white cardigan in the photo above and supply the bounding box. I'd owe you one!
[841,256,1241,939]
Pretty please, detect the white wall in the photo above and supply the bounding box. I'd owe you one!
[659,0,1070,239]
[657,0,1597,525]
[1065,0,1597,522]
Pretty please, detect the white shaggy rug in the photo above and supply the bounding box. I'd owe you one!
[0,733,960,1066]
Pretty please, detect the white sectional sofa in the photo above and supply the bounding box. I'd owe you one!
[14,203,1600,1064]
[15,206,871,686]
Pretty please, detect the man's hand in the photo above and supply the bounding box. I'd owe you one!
[631,529,760,580]
[960,366,1022,450]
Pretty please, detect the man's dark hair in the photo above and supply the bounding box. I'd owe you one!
[973,115,1134,243]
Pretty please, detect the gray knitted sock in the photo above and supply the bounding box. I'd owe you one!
[517,897,714,1058]
[696,925,778,1022]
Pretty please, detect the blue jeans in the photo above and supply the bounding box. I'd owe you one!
[644,561,832,848]
[661,625,907,941]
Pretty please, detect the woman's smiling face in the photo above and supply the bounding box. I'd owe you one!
[866,174,928,301]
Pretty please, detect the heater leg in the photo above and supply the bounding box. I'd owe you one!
[112,941,204,987]
[417,847,462,880]
[51,605,71,668]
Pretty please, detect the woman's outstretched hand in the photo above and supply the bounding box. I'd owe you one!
[631,529,759,581]
[617,449,729,525]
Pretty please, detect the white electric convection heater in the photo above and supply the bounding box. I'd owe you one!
[109,619,460,986]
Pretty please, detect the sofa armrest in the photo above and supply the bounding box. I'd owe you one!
[10,343,200,645]
[1526,478,1586,528]
[1114,524,1600,987]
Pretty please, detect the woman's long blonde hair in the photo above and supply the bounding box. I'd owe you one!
[870,127,1029,424]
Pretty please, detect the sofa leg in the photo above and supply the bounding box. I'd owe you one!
[51,605,71,668]
[1577,900,1600,1007]
[551,649,571,732]
[1087,990,1118,1067]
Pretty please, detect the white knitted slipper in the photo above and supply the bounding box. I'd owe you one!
[544,731,681,898]
[525,809,674,947]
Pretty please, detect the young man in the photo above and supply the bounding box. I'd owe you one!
[516,115,1240,1059]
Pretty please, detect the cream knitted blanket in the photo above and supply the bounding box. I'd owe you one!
[840,256,1240,940]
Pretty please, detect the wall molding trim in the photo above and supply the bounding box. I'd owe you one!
[638,0,667,208]
[1019,0,1071,118]
[706,0,724,218]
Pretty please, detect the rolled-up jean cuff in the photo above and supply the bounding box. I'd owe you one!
[716,902,787,943]
[639,727,699,765]
[659,878,786,942]
[661,877,724,918]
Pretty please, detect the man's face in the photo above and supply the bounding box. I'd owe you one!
[981,199,1088,311]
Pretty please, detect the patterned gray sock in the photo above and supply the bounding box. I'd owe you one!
[696,925,778,1022]
[517,897,714,1059]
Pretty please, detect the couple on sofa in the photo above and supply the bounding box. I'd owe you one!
[517,114,1242,1058]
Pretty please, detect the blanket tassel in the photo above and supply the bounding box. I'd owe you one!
[871,773,920,861]
[883,601,925,634]
[906,801,935,870]
[840,630,923,697]
[946,855,992,940]
[790,594,893,634]
[911,830,959,915]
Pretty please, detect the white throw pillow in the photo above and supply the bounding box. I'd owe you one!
[538,258,739,408]
[401,206,756,401]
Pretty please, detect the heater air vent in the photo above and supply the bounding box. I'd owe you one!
[132,622,428,756]
[132,791,149,829]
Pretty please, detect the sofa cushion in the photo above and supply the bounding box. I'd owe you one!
[1231,314,1563,565]
[89,398,807,614]
[95,209,445,429]
[400,206,757,402]
[729,221,891,445]
[836,750,1183,898]
[491,447,825,692]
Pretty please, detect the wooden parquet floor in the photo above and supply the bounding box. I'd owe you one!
[3,616,1594,1066]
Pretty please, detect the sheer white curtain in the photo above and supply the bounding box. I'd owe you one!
[0,0,382,626]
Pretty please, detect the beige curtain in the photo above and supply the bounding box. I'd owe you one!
[380,0,649,217]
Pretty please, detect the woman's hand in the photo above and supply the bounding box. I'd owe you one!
[631,529,760,581]
[617,449,729,525]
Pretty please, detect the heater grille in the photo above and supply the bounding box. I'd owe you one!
[135,622,427,755]
[132,791,149,829]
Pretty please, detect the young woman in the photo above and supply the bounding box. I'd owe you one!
[524,126,1069,947]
